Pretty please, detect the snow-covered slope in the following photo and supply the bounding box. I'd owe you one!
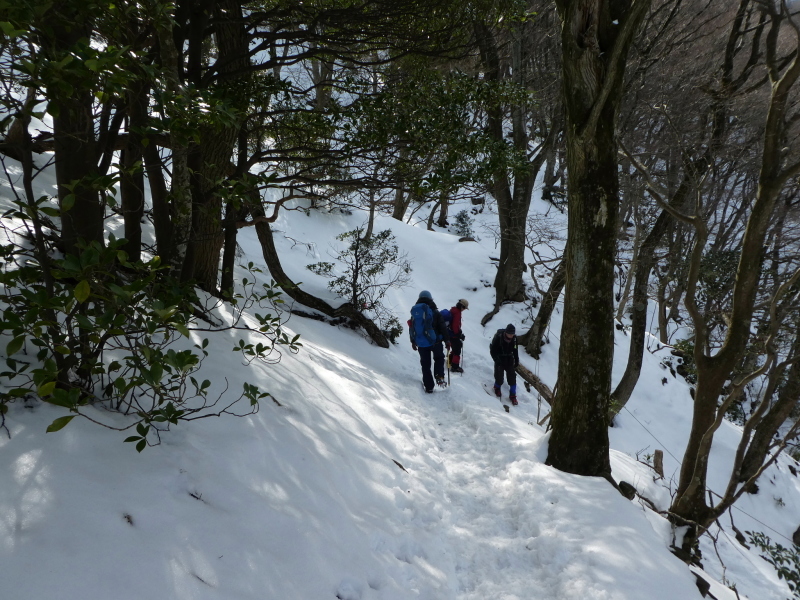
[1,188,798,599]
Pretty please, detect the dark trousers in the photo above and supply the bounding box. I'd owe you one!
[493,360,517,394]
[419,342,445,391]
[449,337,463,365]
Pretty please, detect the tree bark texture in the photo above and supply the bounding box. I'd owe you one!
[183,0,250,292]
[184,137,235,290]
[45,7,104,253]
[437,195,449,228]
[494,172,536,303]
[391,184,409,221]
[546,0,650,477]
[153,6,192,272]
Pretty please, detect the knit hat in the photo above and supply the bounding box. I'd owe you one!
[419,290,433,300]
[505,323,516,334]
[457,298,469,309]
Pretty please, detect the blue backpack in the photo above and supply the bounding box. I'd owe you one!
[410,302,438,347]
[440,308,452,329]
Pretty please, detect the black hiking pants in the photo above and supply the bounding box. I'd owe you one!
[493,359,517,394]
[419,342,445,391]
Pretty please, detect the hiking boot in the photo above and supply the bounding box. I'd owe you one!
[425,388,434,394]
[436,376,447,387]
[493,385,501,398]
[510,394,518,406]
[451,365,463,373]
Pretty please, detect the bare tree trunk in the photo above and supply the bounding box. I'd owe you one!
[363,160,383,240]
[610,169,704,415]
[143,143,173,262]
[152,3,192,273]
[653,223,689,344]
[46,6,104,253]
[220,198,250,297]
[183,0,252,292]
[120,80,148,263]
[656,275,670,344]
[474,21,552,308]
[670,5,800,542]
[540,133,564,206]
[364,189,377,240]
[615,196,640,322]
[738,333,800,481]
[493,170,536,303]
[427,196,444,231]
[184,138,234,291]
[436,195,449,228]
[2,88,36,163]
[391,184,409,221]
[312,55,334,111]
[546,0,650,478]
[610,213,667,413]
[611,0,762,417]
[391,147,410,221]
[518,258,566,359]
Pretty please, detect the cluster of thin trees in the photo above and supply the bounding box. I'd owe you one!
[540,0,800,555]
[1,0,800,558]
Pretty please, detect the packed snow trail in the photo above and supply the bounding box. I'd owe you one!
[374,347,704,600]
[1,199,778,600]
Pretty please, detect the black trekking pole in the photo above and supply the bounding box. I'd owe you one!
[447,349,451,386]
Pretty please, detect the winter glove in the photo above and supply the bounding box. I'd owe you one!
[445,342,452,351]
[459,332,466,341]
[412,343,418,351]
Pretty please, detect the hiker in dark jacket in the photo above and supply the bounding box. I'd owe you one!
[489,323,520,404]
[408,290,450,393]
[443,299,469,373]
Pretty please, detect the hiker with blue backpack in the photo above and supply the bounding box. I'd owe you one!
[489,324,520,405]
[408,290,450,393]
[440,299,469,373]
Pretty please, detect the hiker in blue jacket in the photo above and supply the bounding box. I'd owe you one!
[408,290,450,393]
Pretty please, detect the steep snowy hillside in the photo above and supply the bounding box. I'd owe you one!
[1,184,798,599]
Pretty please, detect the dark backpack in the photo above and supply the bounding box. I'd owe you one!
[492,329,515,358]
[410,302,438,347]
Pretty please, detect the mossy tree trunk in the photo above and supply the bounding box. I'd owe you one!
[546,0,650,477]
